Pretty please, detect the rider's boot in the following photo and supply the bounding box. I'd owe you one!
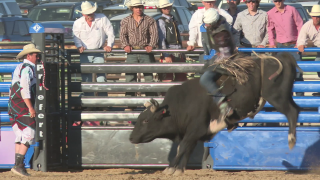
[213,93,233,121]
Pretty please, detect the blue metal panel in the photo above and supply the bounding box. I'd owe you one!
[0,97,8,107]
[240,112,320,123]
[0,49,22,53]
[1,112,10,122]
[298,61,320,72]
[0,127,35,169]
[0,62,19,73]
[206,127,320,170]
[0,82,11,92]
[1,126,12,131]
[293,81,320,92]
[266,96,320,108]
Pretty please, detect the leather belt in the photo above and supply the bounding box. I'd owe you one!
[132,46,145,49]
[280,41,296,46]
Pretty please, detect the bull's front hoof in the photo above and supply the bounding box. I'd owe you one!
[288,133,296,150]
[162,167,176,175]
[173,169,184,176]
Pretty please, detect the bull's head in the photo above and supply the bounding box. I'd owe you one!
[129,98,168,144]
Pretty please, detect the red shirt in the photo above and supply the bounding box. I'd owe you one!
[267,5,303,46]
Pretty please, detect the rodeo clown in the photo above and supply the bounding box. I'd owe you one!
[8,44,41,177]
[199,9,240,131]
[156,0,187,82]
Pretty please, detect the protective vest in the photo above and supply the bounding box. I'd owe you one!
[158,16,181,46]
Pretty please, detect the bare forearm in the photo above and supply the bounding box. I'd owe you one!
[23,98,34,110]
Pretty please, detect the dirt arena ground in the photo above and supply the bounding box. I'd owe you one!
[2,168,320,180]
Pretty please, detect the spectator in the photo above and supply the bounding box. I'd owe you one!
[157,0,187,82]
[187,0,233,54]
[226,0,241,27]
[233,0,268,48]
[267,0,304,96]
[8,44,41,177]
[297,5,320,96]
[120,0,158,97]
[73,1,115,97]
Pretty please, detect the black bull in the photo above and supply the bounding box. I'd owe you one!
[129,52,301,175]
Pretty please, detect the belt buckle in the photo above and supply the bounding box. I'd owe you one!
[133,46,143,49]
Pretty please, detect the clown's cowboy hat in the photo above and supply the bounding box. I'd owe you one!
[16,44,42,59]
[77,1,97,14]
[157,0,173,8]
[309,5,320,17]
[126,0,145,8]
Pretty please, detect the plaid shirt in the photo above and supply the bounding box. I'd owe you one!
[120,14,158,49]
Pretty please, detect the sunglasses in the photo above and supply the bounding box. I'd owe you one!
[162,6,171,10]
[246,0,257,3]
[273,0,282,2]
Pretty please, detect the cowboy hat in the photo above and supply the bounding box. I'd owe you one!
[126,0,145,8]
[309,5,320,17]
[157,0,173,8]
[77,1,97,15]
[203,8,220,24]
[16,44,42,59]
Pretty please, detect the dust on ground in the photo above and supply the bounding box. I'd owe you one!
[2,168,320,180]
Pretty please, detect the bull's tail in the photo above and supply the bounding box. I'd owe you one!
[279,52,304,74]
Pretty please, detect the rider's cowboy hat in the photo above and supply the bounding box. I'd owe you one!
[309,5,320,17]
[77,1,97,15]
[126,0,145,8]
[157,0,173,8]
[16,44,42,59]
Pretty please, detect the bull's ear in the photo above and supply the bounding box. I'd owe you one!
[150,98,159,108]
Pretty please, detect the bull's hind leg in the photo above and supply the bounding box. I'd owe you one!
[266,95,299,149]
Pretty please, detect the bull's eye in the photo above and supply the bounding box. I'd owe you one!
[143,119,149,123]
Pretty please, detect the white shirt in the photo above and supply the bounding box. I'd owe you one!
[297,20,320,47]
[73,13,115,49]
[11,59,36,100]
[187,8,233,47]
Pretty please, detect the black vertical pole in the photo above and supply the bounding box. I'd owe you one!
[32,33,48,172]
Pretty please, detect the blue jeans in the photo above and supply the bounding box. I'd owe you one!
[199,70,224,104]
[277,43,304,96]
[125,53,156,96]
[80,53,108,96]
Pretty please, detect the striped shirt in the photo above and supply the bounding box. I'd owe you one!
[120,14,158,49]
